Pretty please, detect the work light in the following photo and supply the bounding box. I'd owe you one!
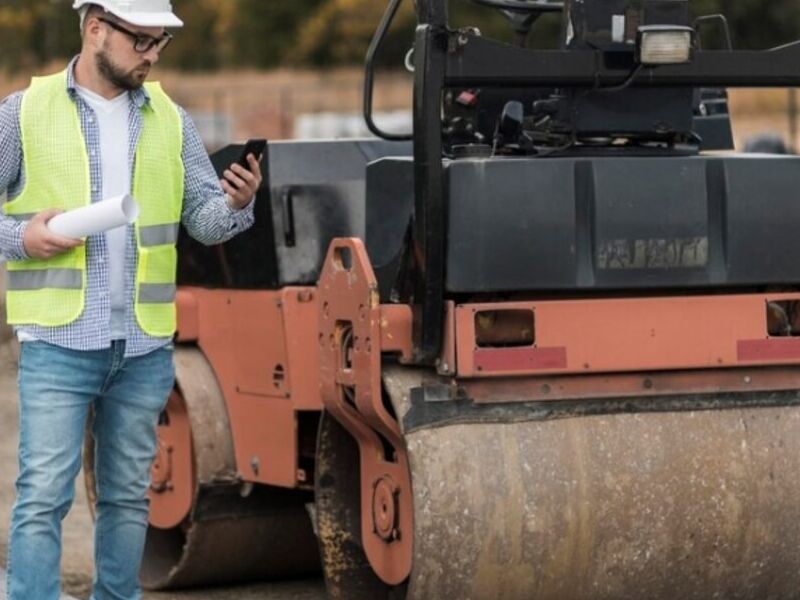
[637,25,694,65]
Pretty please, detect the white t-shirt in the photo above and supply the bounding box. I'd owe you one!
[75,84,130,340]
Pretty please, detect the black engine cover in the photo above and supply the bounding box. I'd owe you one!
[366,154,800,294]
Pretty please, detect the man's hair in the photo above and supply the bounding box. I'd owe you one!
[79,4,107,35]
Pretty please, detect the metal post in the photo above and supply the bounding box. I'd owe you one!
[789,88,797,152]
[412,23,448,364]
[416,0,448,25]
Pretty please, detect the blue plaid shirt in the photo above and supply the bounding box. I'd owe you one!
[0,57,255,357]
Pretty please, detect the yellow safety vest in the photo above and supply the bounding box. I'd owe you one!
[3,70,185,337]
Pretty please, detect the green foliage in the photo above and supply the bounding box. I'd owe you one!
[0,0,79,73]
[690,0,800,49]
[230,0,327,68]
[293,0,416,67]
[1,0,799,72]
[160,0,221,71]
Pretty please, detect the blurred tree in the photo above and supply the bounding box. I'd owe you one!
[2,0,800,72]
[0,0,78,72]
[161,0,221,71]
[691,0,800,49]
[293,0,416,67]
[33,0,81,67]
[230,0,327,68]
[0,4,37,72]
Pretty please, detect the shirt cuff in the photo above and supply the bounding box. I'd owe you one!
[0,219,29,261]
[224,195,256,231]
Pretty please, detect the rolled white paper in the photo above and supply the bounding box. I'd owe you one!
[48,194,139,238]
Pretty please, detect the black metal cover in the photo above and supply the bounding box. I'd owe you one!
[366,154,800,294]
[177,139,411,289]
[407,1,800,360]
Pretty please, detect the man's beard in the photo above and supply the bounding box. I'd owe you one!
[96,47,151,91]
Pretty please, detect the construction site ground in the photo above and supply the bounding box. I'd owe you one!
[0,343,325,600]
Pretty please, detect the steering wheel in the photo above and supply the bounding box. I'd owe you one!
[467,0,563,44]
[468,0,563,13]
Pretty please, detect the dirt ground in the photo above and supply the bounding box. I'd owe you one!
[0,342,325,600]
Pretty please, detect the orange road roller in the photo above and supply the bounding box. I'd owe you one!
[83,0,800,597]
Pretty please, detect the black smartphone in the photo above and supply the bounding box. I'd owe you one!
[235,138,266,171]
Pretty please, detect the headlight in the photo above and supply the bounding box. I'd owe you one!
[637,25,694,65]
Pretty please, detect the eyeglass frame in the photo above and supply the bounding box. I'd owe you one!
[97,17,173,54]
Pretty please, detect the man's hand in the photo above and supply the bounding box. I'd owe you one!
[22,209,84,260]
[221,153,263,210]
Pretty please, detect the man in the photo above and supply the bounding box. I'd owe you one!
[0,1,262,598]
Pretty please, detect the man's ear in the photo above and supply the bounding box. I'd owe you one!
[83,16,105,49]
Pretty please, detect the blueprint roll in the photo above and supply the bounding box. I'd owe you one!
[47,194,139,238]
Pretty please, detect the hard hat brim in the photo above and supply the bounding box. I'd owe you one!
[113,11,184,28]
[72,1,184,29]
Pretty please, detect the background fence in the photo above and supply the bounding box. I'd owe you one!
[2,66,797,149]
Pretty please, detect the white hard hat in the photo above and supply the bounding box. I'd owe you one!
[73,0,183,29]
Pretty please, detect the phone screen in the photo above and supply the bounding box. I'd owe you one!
[236,139,267,170]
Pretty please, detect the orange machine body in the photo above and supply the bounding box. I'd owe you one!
[170,280,800,494]
[175,287,322,489]
[149,241,800,586]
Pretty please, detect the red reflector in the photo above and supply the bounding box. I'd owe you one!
[456,90,479,107]
[474,346,567,373]
[738,338,800,361]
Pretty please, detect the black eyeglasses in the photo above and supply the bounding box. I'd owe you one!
[98,17,173,54]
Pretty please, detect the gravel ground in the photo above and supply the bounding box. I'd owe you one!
[0,342,325,600]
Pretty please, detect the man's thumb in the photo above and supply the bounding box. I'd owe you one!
[35,208,63,224]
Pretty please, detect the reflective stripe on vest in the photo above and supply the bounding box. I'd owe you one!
[7,269,83,291]
[139,223,180,247]
[139,283,177,304]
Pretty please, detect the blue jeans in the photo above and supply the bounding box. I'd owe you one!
[6,341,175,600]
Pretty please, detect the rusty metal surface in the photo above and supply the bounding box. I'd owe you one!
[228,293,291,398]
[383,365,800,599]
[318,238,414,585]
[379,304,413,362]
[455,293,800,377]
[175,289,200,342]
[149,390,194,529]
[142,488,320,590]
[173,347,237,484]
[143,346,234,530]
[282,287,324,412]
[462,366,800,404]
[315,412,402,600]
[182,287,301,487]
[439,301,457,376]
[137,347,319,590]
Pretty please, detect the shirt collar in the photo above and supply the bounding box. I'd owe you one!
[65,55,151,109]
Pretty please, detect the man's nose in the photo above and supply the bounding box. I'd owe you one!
[143,46,160,64]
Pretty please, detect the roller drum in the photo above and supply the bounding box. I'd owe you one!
[85,346,319,590]
[365,368,800,599]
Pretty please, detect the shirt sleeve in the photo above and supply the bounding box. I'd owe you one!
[179,107,256,246]
[0,92,29,261]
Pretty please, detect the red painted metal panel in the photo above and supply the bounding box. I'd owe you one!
[456,293,800,377]
[179,287,309,489]
[474,346,568,372]
[282,288,323,411]
[738,338,800,362]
